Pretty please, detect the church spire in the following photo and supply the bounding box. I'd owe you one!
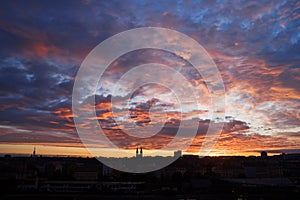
[33,146,36,157]
[135,146,143,158]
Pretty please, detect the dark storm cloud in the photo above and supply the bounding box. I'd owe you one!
[0,0,130,58]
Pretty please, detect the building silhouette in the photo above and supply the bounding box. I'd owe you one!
[174,150,182,158]
[261,151,268,158]
[32,147,37,158]
[136,146,143,158]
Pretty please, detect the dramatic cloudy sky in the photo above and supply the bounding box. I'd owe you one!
[0,0,299,157]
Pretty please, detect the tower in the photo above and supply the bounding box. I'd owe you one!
[135,146,143,158]
[32,147,36,157]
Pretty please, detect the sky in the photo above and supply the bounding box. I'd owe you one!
[0,0,300,157]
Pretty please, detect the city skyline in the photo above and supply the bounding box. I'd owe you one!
[0,0,300,157]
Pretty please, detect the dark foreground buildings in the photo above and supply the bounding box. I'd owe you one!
[0,153,299,200]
